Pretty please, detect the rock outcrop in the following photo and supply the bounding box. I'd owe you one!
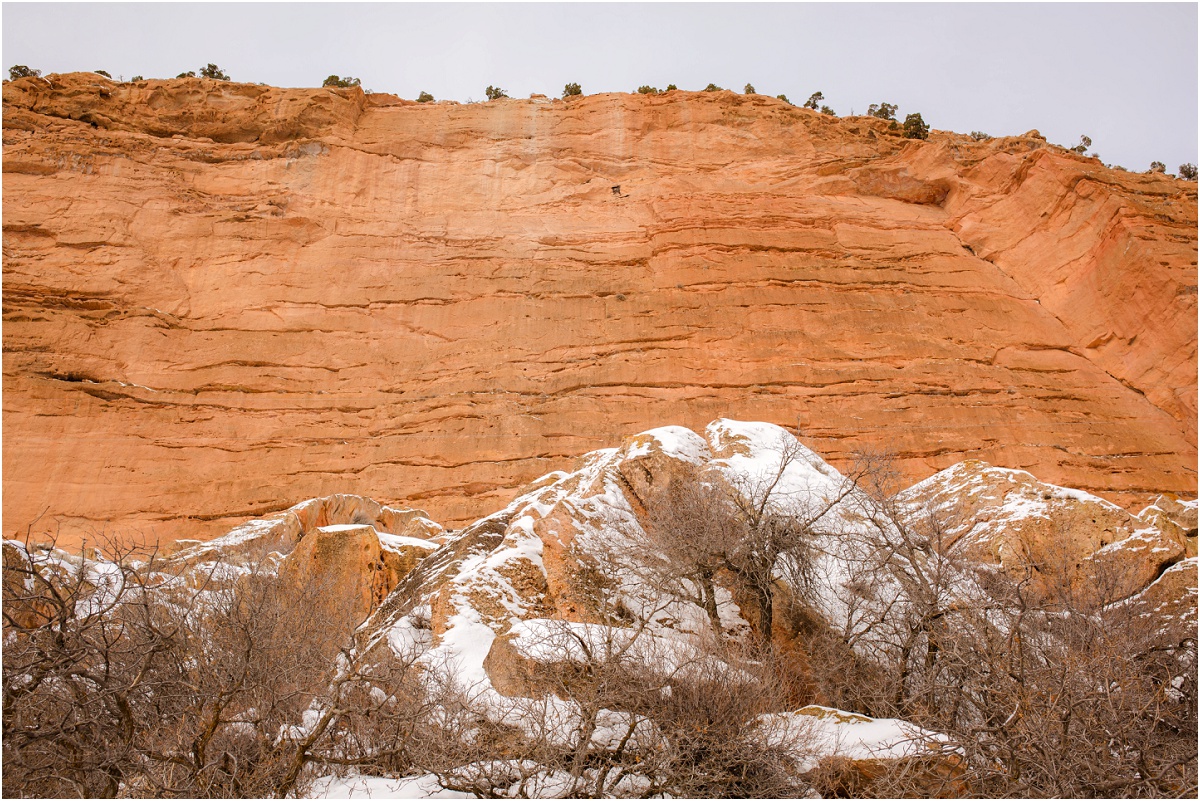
[344,419,1193,794]
[348,420,1194,692]
[898,461,1191,601]
[3,73,1196,546]
[5,420,1193,796]
[165,493,441,627]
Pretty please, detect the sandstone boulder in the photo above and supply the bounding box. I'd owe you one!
[276,523,428,627]
[1139,496,1198,557]
[1120,557,1198,647]
[898,461,1185,602]
[765,705,963,797]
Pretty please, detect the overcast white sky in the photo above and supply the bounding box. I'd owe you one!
[2,1,1196,171]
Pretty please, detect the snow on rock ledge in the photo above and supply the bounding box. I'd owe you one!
[898,460,1186,600]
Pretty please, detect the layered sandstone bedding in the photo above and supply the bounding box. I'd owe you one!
[2,73,1195,546]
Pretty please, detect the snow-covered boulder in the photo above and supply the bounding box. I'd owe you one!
[898,460,1185,601]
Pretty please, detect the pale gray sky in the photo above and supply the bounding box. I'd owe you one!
[2,1,1197,171]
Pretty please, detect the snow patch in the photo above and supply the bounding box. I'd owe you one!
[642,425,711,464]
[377,533,440,553]
[307,773,470,799]
[763,705,952,774]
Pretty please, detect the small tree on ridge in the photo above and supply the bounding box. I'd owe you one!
[867,102,898,121]
[322,74,361,88]
[199,63,230,81]
[903,112,930,140]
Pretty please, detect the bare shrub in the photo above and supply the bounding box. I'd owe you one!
[642,656,811,797]
[416,618,811,798]
[916,568,1198,797]
[829,456,1200,797]
[637,432,864,647]
[639,479,738,637]
[2,532,428,798]
[3,533,177,797]
[717,433,849,641]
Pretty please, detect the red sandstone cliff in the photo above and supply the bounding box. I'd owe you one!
[3,73,1195,545]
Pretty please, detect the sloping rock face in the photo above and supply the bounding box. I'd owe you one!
[3,73,1196,546]
[353,420,1193,688]
[898,461,1191,602]
[166,494,441,627]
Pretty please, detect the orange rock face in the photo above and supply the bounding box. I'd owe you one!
[3,74,1196,546]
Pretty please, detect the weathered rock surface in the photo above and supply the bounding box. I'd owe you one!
[1139,494,1199,558]
[769,705,963,796]
[276,523,435,629]
[898,461,1191,602]
[3,73,1196,546]
[1122,557,1198,647]
[350,421,1194,692]
[168,493,441,562]
[164,494,440,625]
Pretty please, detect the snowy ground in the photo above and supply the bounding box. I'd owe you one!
[307,773,470,799]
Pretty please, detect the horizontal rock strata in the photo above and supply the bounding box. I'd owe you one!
[3,74,1195,545]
